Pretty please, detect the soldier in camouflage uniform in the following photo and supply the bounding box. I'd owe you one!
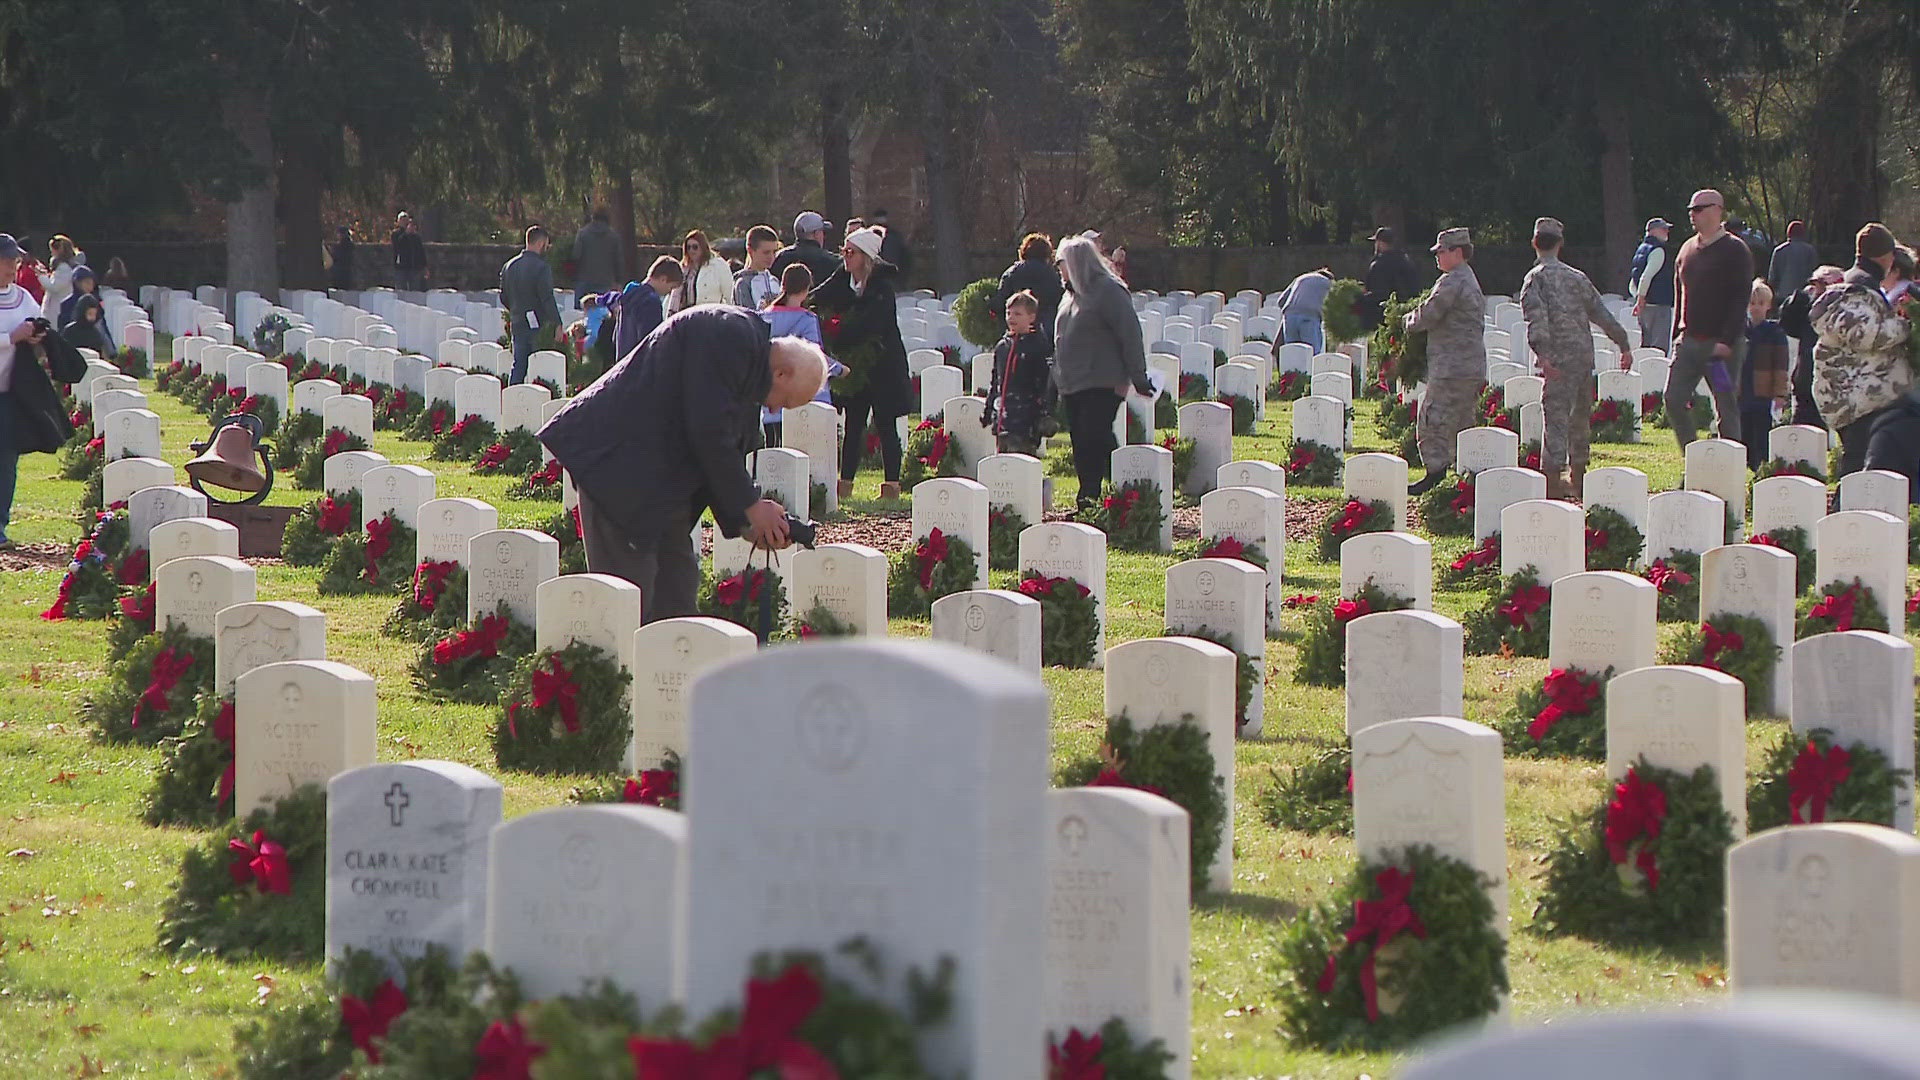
[1519,217,1632,500]
[1407,227,1486,495]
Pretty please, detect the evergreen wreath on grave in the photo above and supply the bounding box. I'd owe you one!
[1048,1018,1178,1080]
[1294,584,1417,688]
[1643,550,1701,622]
[1271,369,1308,402]
[143,693,236,828]
[1154,388,1179,428]
[411,605,536,705]
[1500,666,1610,759]
[382,561,469,641]
[987,505,1029,571]
[1163,625,1258,731]
[1753,456,1823,481]
[114,344,150,378]
[493,642,632,775]
[282,491,362,568]
[289,357,328,383]
[273,409,323,470]
[402,401,454,443]
[1588,396,1638,443]
[1911,507,1920,565]
[317,512,417,596]
[1375,394,1419,462]
[900,415,963,487]
[1532,758,1736,945]
[1259,744,1353,835]
[157,784,326,962]
[1211,346,1231,370]
[794,602,859,639]
[1098,479,1167,553]
[1273,845,1506,1052]
[1417,472,1474,537]
[1018,571,1099,669]
[567,751,682,811]
[472,428,543,477]
[430,414,497,463]
[252,312,293,357]
[154,358,184,392]
[1058,712,1227,894]
[1646,392,1713,431]
[953,276,1004,346]
[1125,405,1149,444]
[56,405,96,479]
[1315,498,1392,560]
[1747,526,1817,593]
[106,580,157,665]
[1520,440,1542,472]
[1177,369,1211,403]
[230,393,281,437]
[1370,291,1431,389]
[195,374,231,418]
[1477,386,1516,431]
[540,507,588,574]
[1584,505,1644,572]
[1321,279,1367,345]
[887,528,977,618]
[176,367,211,407]
[1661,613,1781,716]
[1795,577,1890,637]
[1285,439,1341,487]
[506,457,564,501]
[698,564,787,640]
[1175,533,1269,569]
[1461,566,1549,656]
[294,428,370,491]
[1159,434,1197,492]
[84,623,214,744]
[1747,728,1907,832]
[40,506,136,621]
[1217,392,1257,435]
[76,456,107,521]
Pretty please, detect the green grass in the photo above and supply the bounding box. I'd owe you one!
[0,356,1898,1077]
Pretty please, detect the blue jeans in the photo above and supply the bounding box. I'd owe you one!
[1283,313,1323,353]
[0,395,17,541]
[510,332,534,386]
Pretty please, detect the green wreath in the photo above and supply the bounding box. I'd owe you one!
[1584,504,1643,572]
[1532,757,1736,945]
[1660,612,1781,716]
[1650,392,1713,432]
[1461,566,1550,656]
[1285,438,1342,488]
[1369,291,1430,389]
[1153,389,1179,429]
[1125,406,1149,445]
[273,410,323,470]
[1645,549,1701,623]
[230,393,281,437]
[1499,666,1610,759]
[294,429,371,491]
[105,582,157,666]
[1164,624,1257,730]
[382,562,469,641]
[1795,577,1890,637]
[317,514,417,596]
[1058,712,1227,895]
[1747,728,1909,832]
[153,359,184,393]
[83,623,215,744]
[76,458,105,521]
[1748,526,1816,594]
[886,530,978,618]
[1098,479,1167,553]
[1158,435,1197,492]
[1018,571,1099,669]
[1320,279,1367,345]
[1417,472,1473,537]
[987,505,1029,571]
[1753,456,1823,481]
[1259,745,1353,835]
[1294,583,1417,687]
[114,344,151,378]
[567,751,683,811]
[899,416,964,488]
[403,402,455,443]
[157,784,326,962]
[493,642,632,775]
[953,277,1004,347]
[57,422,98,479]
[375,389,425,432]
[1589,396,1638,443]
[1375,395,1419,462]
[1048,1018,1177,1080]
[697,564,788,641]
[1316,498,1393,560]
[472,428,544,477]
[794,602,859,639]
[1217,392,1256,435]
[430,415,497,462]
[1175,534,1269,569]
[410,604,536,705]
[540,508,588,574]
[1177,370,1211,403]
[1270,369,1308,402]
[1274,845,1505,1052]
[1476,385,1516,431]
[143,693,236,828]
[282,492,362,567]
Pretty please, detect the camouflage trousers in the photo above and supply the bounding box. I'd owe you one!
[1541,361,1596,473]
[1415,377,1485,471]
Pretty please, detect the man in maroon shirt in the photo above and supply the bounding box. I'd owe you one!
[1666,188,1755,448]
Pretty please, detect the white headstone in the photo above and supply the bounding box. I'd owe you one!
[1791,631,1915,831]
[1504,374,1544,408]
[321,394,374,446]
[1339,530,1433,611]
[1607,665,1747,833]
[415,498,497,569]
[453,373,503,426]
[627,616,757,773]
[1105,636,1237,892]
[466,529,561,626]
[921,363,964,418]
[1839,469,1907,521]
[932,589,1043,671]
[1352,717,1507,928]
[1345,613,1464,736]
[1583,466,1650,552]
[977,453,1044,526]
[1216,458,1284,498]
[1769,425,1829,474]
[1814,510,1905,633]
[214,601,326,694]
[789,542,889,634]
[1292,395,1346,457]
[235,659,377,816]
[1177,401,1232,495]
[536,572,643,675]
[1701,543,1796,712]
[782,402,840,514]
[1111,444,1175,552]
[500,383,551,434]
[1343,452,1410,530]
[1753,475,1828,540]
[1646,489,1726,561]
[1472,467,1545,543]
[155,554,256,640]
[127,485,208,551]
[1201,485,1286,627]
[1018,522,1108,663]
[1518,402,1544,450]
[102,407,162,461]
[322,450,389,499]
[1548,570,1658,676]
[1499,499,1585,583]
[748,447,812,522]
[293,378,342,418]
[1457,427,1519,475]
[1729,823,1920,999]
[1164,558,1266,737]
[911,477,990,589]
[1686,438,1750,528]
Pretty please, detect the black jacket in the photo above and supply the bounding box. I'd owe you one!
[992,257,1065,336]
[809,262,914,417]
[771,239,841,287]
[1363,249,1422,325]
[12,324,86,454]
[985,331,1054,439]
[391,228,427,271]
[878,229,913,280]
[539,306,768,538]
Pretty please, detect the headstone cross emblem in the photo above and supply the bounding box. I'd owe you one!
[384,782,411,827]
[1057,815,1088,858]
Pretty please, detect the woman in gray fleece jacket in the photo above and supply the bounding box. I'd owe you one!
[1053,237,1152,508]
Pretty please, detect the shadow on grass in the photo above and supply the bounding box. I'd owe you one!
[1198,890,1302,922]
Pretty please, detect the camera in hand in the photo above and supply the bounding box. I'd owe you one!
[785,515,818,549]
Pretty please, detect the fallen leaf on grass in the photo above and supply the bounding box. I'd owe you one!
[48,771,76,786]
[1602,965,1621,980]
[136,971,155,983]
[71,1052,105,1077]
[72,1024,102,1039]
[20,664,42,683]
[1695,966,1726,989]
[6,849,34,859]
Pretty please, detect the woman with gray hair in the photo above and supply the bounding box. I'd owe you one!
[1052,236,1152,510]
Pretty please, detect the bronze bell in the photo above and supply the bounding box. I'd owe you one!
[185,424,268,493]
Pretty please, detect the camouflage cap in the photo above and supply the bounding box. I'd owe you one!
[1430,227,1472,253]
[1533,217,1565,240]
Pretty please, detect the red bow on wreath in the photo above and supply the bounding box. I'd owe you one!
[472,1017,545,1080]
[412,560,457,612]
[1286,445,1316,476]
[477,442,511,471]
[213,698,237,805]
[1450,478,1475,514]
[116,547,150,586]
[1276,372,1297,395]
[449,417,473,439]
[1604,767,1666,891]
[1200,536,1245,560]
[1102,487,1141,525]
[921,429,951,470]
[363,517,395,583]
[120,582,156,629]
[433,614,510,665]
[1645,559,1693,594]
[1019,574,1089,600]
[318,496,352,536]
[570,506,582,540]
[1498,584,1550,628]
[715,569,766,608]
[1787,740,1851,824]
[1584,526,1608,553]
[514,654,581,736]
[85,436,104,459]
[623,766,679,806]
[1591,398,1621,423]
[135,646,196,729]
[1745,532,1780,549]
[1809,585,1860,631]
[1333,597,1371,624]
[323,428,351,457]
[915,529,949,590]
[340,979,409,1064]
[1284,593,1319,608]
[428,407,450,436]
[1528,668,1599,741]
[629,963,836,1079]
[1641,392,1661,415]
[1700,622,1744,669]
[1317,866,1427,1023]
[226,829,292,895]
[1451,535,1500,573]
[1330,500,1372,537]
[1049,1029,1105,1080]
[528,458,562,487]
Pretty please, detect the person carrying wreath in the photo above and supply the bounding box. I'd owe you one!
[811,225,913,501]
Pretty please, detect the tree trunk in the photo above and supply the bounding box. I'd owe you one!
[921,75,967,294]
[1594,84,1636,294]
[222,88,279,307]
[612,169,638,271]
[821,89,851,249]
[1264,161,1292,245]
[1807,6,1884,244]
[279,137,325,292]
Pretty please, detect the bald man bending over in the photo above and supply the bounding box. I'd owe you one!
[540,305,827,621]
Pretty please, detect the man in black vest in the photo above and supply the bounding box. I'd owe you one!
[1629,217,1675,354]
